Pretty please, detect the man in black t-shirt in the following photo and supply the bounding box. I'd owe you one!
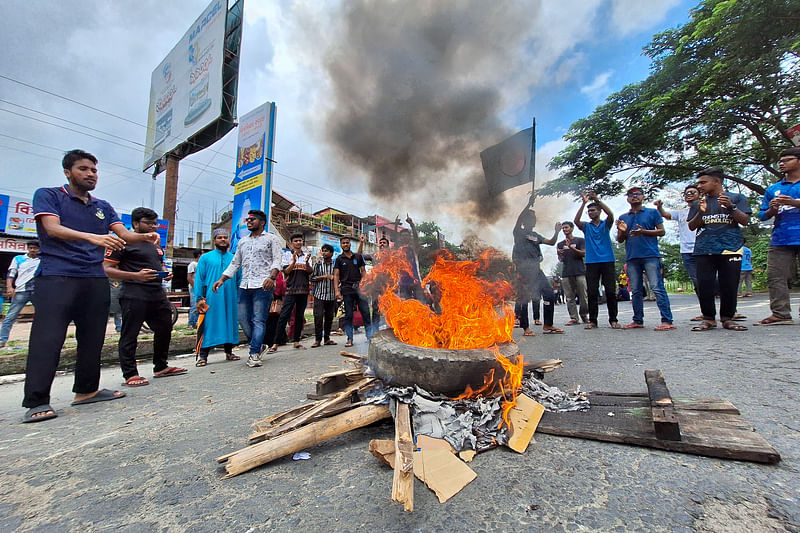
[333,236,373,347]
[556,221,589,325]
[104,207,186,386]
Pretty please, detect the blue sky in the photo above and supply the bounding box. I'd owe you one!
[0,0,698,250]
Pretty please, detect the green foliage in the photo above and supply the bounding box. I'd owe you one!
[545,0,800,200]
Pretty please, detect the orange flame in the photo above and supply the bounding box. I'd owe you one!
[363,248,514,349]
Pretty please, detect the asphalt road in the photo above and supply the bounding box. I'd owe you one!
[0,293,798,533]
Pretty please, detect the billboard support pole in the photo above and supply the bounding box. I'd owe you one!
[164,155,179,258]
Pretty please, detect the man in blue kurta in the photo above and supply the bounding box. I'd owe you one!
[194,229,240,365]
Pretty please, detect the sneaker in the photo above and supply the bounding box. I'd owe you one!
[246,354,263,367]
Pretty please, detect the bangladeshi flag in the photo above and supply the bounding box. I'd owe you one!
[480,127,533,197]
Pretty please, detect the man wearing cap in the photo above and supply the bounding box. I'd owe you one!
[195,229,240,365]
[212,209,282,367]
[616,187,675,330]
[0,240,40,348]
[754,147,800,325]
[687,168,751,331]
[23,149,159,423]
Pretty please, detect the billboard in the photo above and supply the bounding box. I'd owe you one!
[1,196,37,237]
[143,0,227,170]
[230,102,277,252]
[119,214,170,248]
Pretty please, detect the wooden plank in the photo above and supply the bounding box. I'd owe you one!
[392,402,414,512]
[644,370,680,441]
[248,401,364,444]
[220,404,391,476]
[536,393,780,464]
[506,394,545,453]
[369,439,396,467]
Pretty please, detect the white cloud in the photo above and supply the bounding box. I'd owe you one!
[580,70,614,103]
[609,0,682,36]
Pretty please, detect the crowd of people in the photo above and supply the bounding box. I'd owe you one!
[8,146,800,422]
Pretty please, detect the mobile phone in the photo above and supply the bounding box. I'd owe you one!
[156,271,170,279]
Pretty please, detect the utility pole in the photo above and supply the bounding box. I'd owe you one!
[163,155,179,258]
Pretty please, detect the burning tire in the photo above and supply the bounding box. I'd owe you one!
[366,329,520,396]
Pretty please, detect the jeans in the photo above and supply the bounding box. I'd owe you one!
[739,270,753,295]
[24,277,109,408]
[342,292,373,340]
[562,275,588,321]
[0,290,33,343]
[766,245,800,319]
[696,254,741,322]
[681,253,698,290]
[626,257,672,325]
[238,288,273,355]
[585,262,618,325]
[188,290,198,327]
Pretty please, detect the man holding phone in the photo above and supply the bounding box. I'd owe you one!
[104,207,185,386]
[266,233,312,352]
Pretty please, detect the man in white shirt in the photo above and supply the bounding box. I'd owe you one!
[1,241,40,347]
[656,184,700,289]
[212,209,282,367]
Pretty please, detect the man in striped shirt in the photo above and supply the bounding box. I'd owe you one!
[310,244,337,347]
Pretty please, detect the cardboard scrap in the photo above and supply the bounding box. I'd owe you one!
[369,439,477,503]
[413,449,477,503]
[458,450,476,463]
[416,434,456,453]
[507,394,545,453]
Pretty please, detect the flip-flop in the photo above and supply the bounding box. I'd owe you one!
[23,404,57,423]
[732,314,747,321]
[689,316,704,322]
[225,353,241,361]
[294,344,307,350]
[344,341,354,348]
[691,322,716,332]
[522,331,536,336]
[564,320,579,326]
[153,367,188,378]
[623,323,644,329]
[123,376,150,387]
[584,323,597,329]
[609,322,622,329]
[542,327,564,334]
[654,323,676,331]
[195,359,208,367]
[722,321,748,331]
[71,389,126,406]
[310,342,321,348]
[753,316,794,326]
[266,346,278,353]
[324,340,338,346]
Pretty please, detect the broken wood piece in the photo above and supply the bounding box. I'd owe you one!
[524,358,563,373]
[413,448,477,503]
[506,393,545,453]
[307,368,365,399]
[339,350,364,359]
[644,369,681,441]
[369,439,396,467]
[251,402,318,433]
[248,401,365,445]
[220,404,391,476]
[392,402,414,512]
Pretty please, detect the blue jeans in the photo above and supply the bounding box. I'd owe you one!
[0,290,33,343]
[188,290,198,327]
[681,253,698,290]
[342,292,374,341]
[626,257,673,325]
[238,288,273,355]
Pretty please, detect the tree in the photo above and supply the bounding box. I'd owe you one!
[544,0,800,199]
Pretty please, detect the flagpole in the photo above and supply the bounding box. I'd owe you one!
[530,116,536,205]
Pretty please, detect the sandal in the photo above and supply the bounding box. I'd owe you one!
[225,353,241,361]
[564,319,579,326]
[310,342,321,348]
[522,329,535,336]
[195,359,208,367]
[732,313,747,321]
[542,326,564,334]
[324,340,337,346]
[623,323,644,329]
[753,316,794,326]
[654,323,676,331]
[584,323,597,329]
[123,375,150,386]
[153,367,188,378]
[610,322,622,329]
[691,322,716,332]
[294,344,307,350]
[722,321,748,331]
[266,346,278,353]
[689,315,704,322]
[344,340,354,348]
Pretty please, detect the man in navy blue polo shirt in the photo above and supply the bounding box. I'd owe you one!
[755,147,800,325]
[22,149,159,423]
[616,186,675,331]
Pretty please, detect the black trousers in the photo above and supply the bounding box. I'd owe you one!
[515,267,555,328]
[199,343,233,358]
[696,254,741,322]
[586,261,618,325]
[119,296,173,380]
[273,293,308,344]
[23,276,109,408]
[313,299,337,342]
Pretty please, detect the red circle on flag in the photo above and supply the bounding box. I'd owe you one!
[500,148,525,176]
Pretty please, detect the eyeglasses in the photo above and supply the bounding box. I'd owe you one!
[684,190,699,195]
[245,217,260,222]
[779,157,799,164]
[138,219,158,226]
